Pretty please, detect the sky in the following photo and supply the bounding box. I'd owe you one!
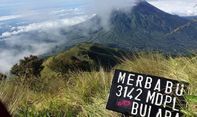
[148,0,197,16]
[0,0,196,17]
[0,0,197,73]
[0,0,196,23]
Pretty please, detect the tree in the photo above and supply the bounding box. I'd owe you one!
[11,55,44,77]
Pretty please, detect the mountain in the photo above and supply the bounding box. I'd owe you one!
[166,19,197,52]
[184,16,197,20]
[57,1,197,55]
[168,19,197,37]
[44,43,127,73]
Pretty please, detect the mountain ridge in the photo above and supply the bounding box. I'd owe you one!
[43,42,128,73]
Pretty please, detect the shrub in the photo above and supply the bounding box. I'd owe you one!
[11,55,44,77]
[0,73,7,80]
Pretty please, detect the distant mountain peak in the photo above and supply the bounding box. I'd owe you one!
[109,1,188,34]
[60,0,197,55]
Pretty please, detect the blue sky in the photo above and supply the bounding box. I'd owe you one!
[0,0,84,15]
[0,0,196,16]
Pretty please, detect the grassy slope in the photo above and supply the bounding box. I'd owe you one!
[43,43,127,74]
[0,53,197,116]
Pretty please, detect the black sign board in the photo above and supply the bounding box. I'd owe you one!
[106,70,189,117]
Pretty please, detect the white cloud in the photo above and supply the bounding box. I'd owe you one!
[147,0,197,16]
[0,33,62,73]
[0,43,53,73]
[86,0,140,28]
[0,15,22,22]
[0,15,93,39]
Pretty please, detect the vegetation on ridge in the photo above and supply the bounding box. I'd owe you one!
[0,51,197,116]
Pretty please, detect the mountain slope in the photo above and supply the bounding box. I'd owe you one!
[44,43,127,73]
[167,19,197,39]
[164,19,197,52]
[60,1,196,55]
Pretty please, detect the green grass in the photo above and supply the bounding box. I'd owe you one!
[43,43,125,74]
[0,53,197,116]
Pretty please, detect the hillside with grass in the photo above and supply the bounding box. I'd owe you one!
[0,45,197,116]
[43,43,127,74]
[0,0,197,117]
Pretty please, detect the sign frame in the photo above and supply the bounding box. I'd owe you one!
[106,69,189,117]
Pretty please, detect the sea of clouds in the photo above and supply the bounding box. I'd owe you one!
[0,0,196,73]
[0,8,92,73]
[0,0,141,73]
